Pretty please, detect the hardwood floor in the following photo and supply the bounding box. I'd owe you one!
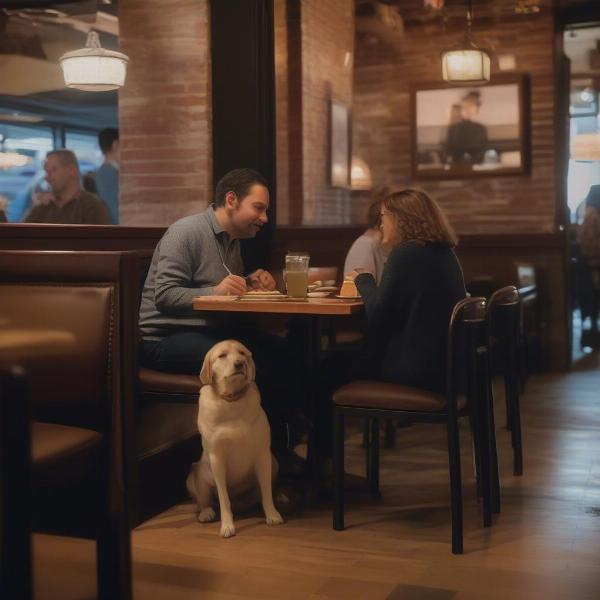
[35,353,600,599]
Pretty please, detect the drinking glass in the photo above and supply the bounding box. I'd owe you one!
[285,252,309,298]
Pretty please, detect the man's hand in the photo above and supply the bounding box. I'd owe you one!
[213,274,247,296]
[246,269,276,291]
[32,191,54,207]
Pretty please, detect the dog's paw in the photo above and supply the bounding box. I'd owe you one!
[265,510,284,526]
[197,507,216,523]
[220,522,236,538]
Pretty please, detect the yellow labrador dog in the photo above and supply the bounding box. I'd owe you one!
[186,339,284,538]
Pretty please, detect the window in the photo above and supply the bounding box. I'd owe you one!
[0,123,53,222]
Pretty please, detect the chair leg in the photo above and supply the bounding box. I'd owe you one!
[366,418,380,498]
[333,408,345,531]
[97,440,132,600]
[97,512,132,600]
[475,383,493,527]
[447,417,463,555]
[0,367,32,600]
[508,358,524,476]
[468,412,483,499]
[504,374,513,431]
[383,419,396,448]
[489,404,501,515]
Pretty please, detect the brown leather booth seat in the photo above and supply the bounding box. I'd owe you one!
[139,367,200,396]
[0,252,132,598]
[0,250,201,526]
[124,252,202,521]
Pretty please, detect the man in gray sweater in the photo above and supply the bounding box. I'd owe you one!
[139,168,301,472]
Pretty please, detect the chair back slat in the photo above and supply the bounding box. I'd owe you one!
[446,296,487,415]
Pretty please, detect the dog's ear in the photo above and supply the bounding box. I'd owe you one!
[199,350,213,385]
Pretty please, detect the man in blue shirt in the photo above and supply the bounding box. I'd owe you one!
[96,128,119,224]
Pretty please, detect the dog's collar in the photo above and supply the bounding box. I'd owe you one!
[220,383,251,402]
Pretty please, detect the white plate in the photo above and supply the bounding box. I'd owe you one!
[313,286,338,292]
[239,295,289,302]
[198,295,238,302]
[307,291,332,298]
[335,295,362,300]
[242,292,287,297]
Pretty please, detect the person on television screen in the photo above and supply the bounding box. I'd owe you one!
[445,91,489,165]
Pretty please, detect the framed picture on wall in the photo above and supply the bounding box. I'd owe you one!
[411,74,529,179]
[329,100,351,187]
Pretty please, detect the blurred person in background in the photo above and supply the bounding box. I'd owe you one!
[578,184,600,348]
[344,186,391,284]
[23,149,111,225]
[96,128,120,224]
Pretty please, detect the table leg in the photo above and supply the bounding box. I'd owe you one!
[304,315,322,502]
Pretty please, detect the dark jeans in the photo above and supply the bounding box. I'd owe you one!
[140,327,301,450]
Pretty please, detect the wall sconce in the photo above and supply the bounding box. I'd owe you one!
[351,156,373,190]
[59,30,129,92]
[441,0,491,85]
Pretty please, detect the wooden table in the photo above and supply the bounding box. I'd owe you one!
[192,296,363,316]
[193,295,364,496]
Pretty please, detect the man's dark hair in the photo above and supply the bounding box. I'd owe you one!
[98,128,119,154]
[214,168,269,207]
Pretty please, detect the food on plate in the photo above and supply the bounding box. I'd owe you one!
[339,279,358,297]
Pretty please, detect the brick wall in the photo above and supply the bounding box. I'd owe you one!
[275,0,354,226]
[274,0,290,225]
[118,0,212,226]
[302,0,354,225]
[352,11,559,234]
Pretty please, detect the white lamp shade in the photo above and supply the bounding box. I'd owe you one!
[60,54,127,92]
[59,31,129,92]
[0,152,32,170]
[442,48,491,84]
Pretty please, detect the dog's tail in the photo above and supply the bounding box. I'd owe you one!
[186,462,199,499]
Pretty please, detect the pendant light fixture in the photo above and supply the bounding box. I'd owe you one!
[441,0,491,85]
[59,30,129,92]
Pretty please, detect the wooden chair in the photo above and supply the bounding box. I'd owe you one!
[331,297,497,554]
[488,286,523,476]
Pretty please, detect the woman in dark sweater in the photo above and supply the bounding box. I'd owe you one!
[316,189,465,461]
[349,188,466,392]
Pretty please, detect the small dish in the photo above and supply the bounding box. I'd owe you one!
[313,286,338,292]
[307,291,331,298]
[239,295,289,302]
[335,295,362,300]
[199,295,239,302]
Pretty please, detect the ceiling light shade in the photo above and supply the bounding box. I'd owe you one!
[442,0,491,85]
[442,46,491,84]
[59,31,128,92]
[0,152,32,170]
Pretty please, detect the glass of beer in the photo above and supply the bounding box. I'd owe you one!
[285,252,309,298]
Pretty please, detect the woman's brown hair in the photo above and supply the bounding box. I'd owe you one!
[383,188,458,248]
